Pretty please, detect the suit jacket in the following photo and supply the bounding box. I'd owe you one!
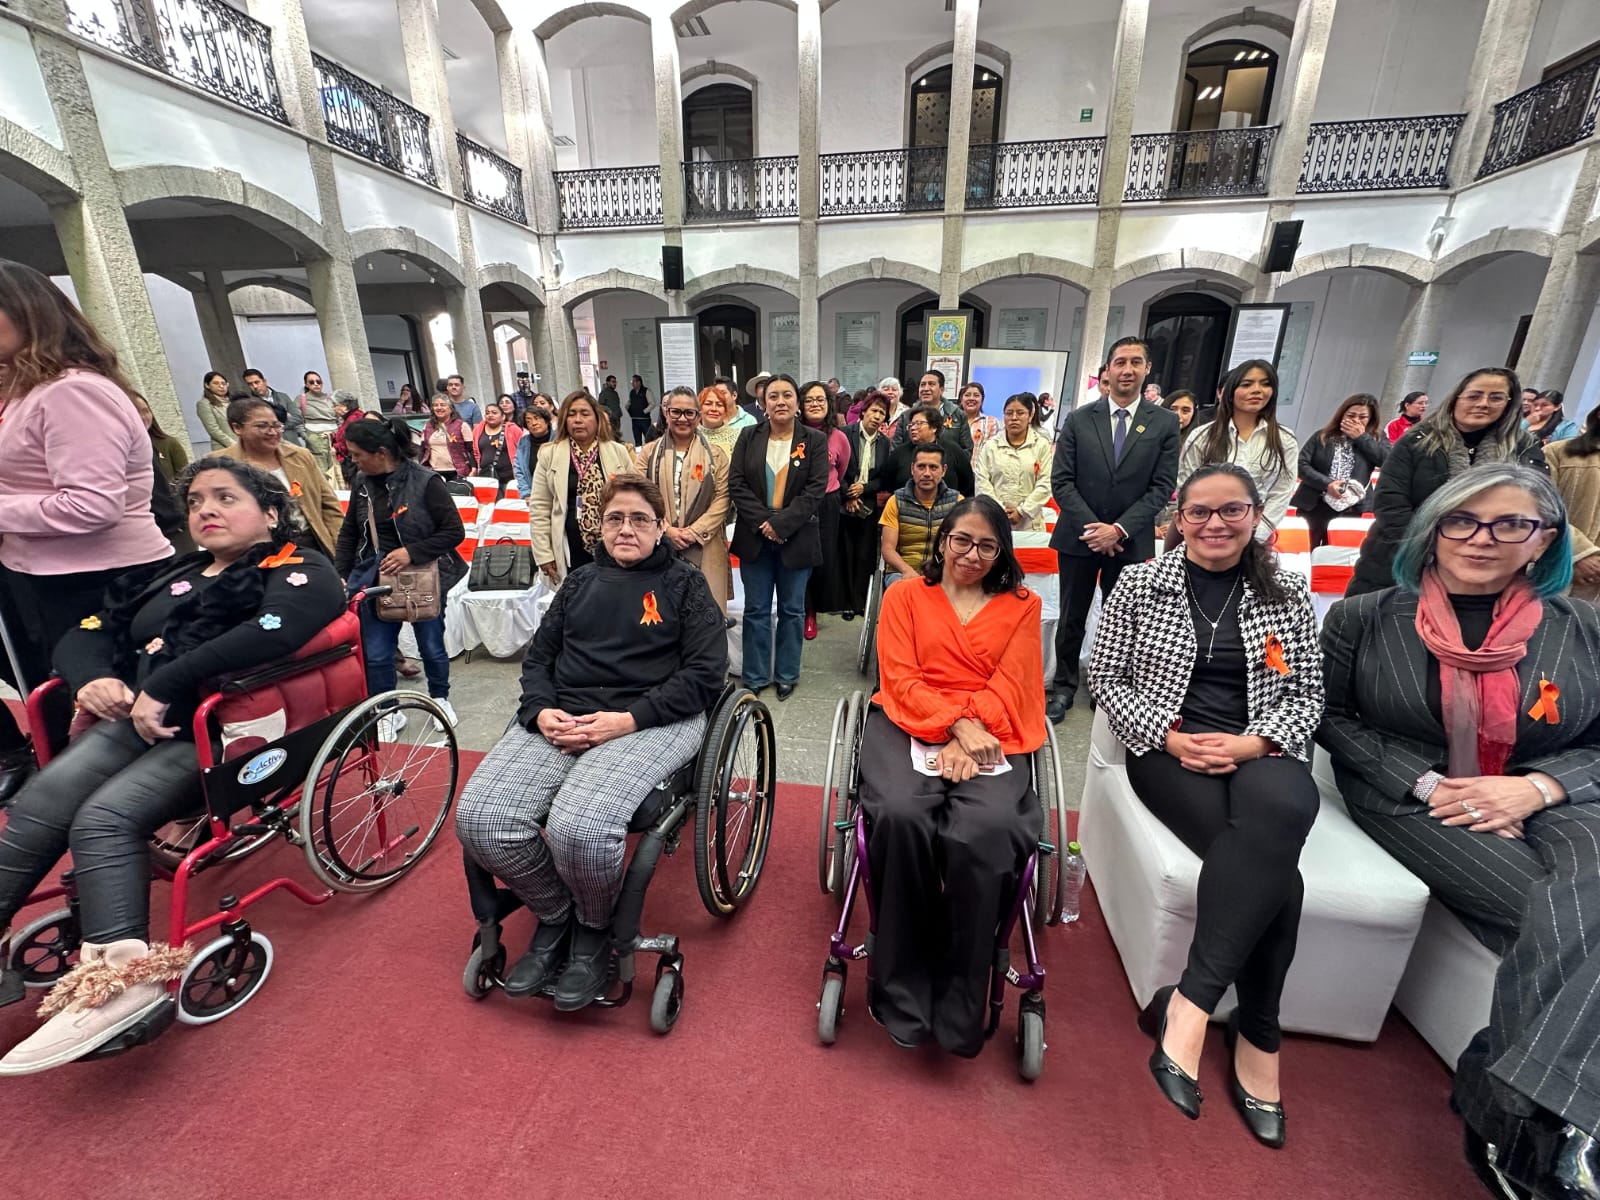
[1049,398,1180,561]
[726,423,830,569]
[1317,588,1600,815]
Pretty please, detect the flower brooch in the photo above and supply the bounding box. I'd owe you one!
[170,580,192,596]
[258,614,283,631]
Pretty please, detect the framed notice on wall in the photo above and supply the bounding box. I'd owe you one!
[767,312,800,376]
[655,317,699,395]
[835,312,880,391]
[1223,303,1291,370]
[996,308,1049,351]
[621,318,661,399]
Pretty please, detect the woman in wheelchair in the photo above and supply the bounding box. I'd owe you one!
[863,495,1046,1056]
[456,475,728,1011]
[0,458,344,1074]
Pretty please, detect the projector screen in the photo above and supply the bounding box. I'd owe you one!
[966,349,1073,425]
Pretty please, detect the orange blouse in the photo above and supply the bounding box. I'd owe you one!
[873,577,1046,755]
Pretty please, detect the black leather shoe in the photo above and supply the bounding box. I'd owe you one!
[1136,984,1202,1120]
[842,611,857,622]
[1464,1126,1532,1200]
[552,923,613,1011]
[741,679,768,697]
[1045,693,1072,725]
[0,743,35,807]
[1522,1120,1600,1200]
[776,682,796,701]
[503,913,573,997]
[1225,1011,1286,1149]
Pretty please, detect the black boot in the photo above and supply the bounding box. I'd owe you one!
[503,913,573,997]
[552,923,613,1012]
[0,742,35,807]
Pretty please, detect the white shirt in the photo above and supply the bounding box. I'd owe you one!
[1179,419,1301,537]
[1106,396,1140,446]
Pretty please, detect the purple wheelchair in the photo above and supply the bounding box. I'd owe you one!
[815,689,1070,1080]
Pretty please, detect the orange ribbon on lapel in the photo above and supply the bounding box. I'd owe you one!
[1529,678,1561,724]
[260,542,304,569]
[640,591,662,626]
[791,443,807,461]
[1264,633,1290,676]
[692,463,704,481]
[289,480,304,498]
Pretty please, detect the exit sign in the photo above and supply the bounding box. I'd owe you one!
[1079,107,1094,122]
[1406,350,1439,366]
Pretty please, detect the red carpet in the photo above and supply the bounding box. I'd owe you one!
[0,762,1477,1199]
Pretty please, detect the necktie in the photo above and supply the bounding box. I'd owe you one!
[1113,407,1128,463]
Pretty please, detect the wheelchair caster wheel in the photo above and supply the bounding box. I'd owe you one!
[817,973,845,1046]
[1016,1009,1045,1082]
[650,969,683,1034]
[463,944,504,1000]
[8,907,80,987]
[176,931,273,1025]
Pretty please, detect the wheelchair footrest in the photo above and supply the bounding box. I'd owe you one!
[82,999,176,1060]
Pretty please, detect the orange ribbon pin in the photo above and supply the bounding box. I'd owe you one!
[260,542,305,569]
[640,591,662,626]
[289,480,304,498]
[1529,678,1561,724]
[1264,634,1290,676]
[692,463,704,481]
[791,443,807,461]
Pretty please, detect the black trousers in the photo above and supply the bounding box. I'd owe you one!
[857,710,1037,1056]
[805,491,848,614]
[1125,750,1319,1051]
[1052,552,1128,699]
[1301,502,1333,549]
[0,721,202,944]
[838,504,882,615]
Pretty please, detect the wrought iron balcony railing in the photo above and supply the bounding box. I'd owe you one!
[457,133,526,224]
[554,165,663,230]
[313,53,436,186]
[1478,58,1600,179]
[66,0,287,124]
[683,156,799,222]
[1125,126,1277,201]
[966,137,1104,209]
[1298,114,1463,193]
[819,146,948,216]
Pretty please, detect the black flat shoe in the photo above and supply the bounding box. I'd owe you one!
[1045,694,1072,725]
[1136,984,1202,1120]
[552,923,613,1011]
[503,913,573,997]
[842,611,857,622]
[776,682,796,701]
[1464,1126,1532,1200]
[1224,1012,1286,1148]
[0,743,35,807]
[741,680,768,697]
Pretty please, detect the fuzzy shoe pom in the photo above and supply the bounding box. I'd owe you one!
[36,941,192,1018]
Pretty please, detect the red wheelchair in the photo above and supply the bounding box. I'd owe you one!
[0,590,459,1054]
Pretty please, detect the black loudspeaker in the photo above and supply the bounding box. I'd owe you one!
[662,245,684,291]
[1263,220,1303,274]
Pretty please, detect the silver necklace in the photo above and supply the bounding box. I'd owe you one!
[1184,567,1241,663]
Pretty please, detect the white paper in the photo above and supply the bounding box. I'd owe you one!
[909,739,1013,778]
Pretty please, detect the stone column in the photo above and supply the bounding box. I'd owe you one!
[1517,144,1600,393]
[1448,0,1543,189]
[544,302,583,396]
[937,0,980,307]
[1078,0,1148,402]
[796,0,822,380]
[193,269,249,385]
[651,14,686,316]
[1267,0,1337,202]
[1382,280,1455,404]
[530,306,555,393]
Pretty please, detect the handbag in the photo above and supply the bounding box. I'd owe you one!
[365,493,442,623]
[469,537,534,591]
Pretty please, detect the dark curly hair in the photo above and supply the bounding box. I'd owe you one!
[177,455,296,542]
[920,495,1026,595]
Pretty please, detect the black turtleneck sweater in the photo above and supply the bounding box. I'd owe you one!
[1178,558,1250,735]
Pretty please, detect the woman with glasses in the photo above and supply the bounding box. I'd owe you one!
[1318,464,1600,1198]
[1291,393,1389,548]
[1090,464,1324,1148]
[633,385,732,611]
[1347,368,1546,597]
[860,495,1046,1057]
[801,379,854,639]
[456,475,726,1012]
[215,396,344,559]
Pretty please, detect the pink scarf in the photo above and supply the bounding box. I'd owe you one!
[1414,569,1541,777]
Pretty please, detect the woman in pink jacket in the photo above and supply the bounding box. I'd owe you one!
[0,261,173,799]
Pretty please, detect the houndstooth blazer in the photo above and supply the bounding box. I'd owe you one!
[1088,549,1325,759]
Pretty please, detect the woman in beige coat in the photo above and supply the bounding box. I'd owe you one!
[1544,406,1600,600]
[530,389,634,585]
[634,386,732,609]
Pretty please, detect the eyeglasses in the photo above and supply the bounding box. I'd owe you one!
[945,532,1001,561]
[1459,391,1510,405]
[602,512,661,531]
[306,380,322,388]
[245,422,283,434]
[1436,514,1543,543]
[665,408,699,420]
[1178,501,1255,524]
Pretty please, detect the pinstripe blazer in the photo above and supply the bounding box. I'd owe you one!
[1088,549,1324,759]
[1317,587,1600,814]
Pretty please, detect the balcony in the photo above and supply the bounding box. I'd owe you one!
[66,0,287,124]
[314,54,436,186]
[819,146,948,217]
[1298,114,1463,193]
[1478,58,1600,179]
[966,137,1103,209]
[554,165,663,230]
[457,134,526,225]
[683,156,799,223]
[1125,127,1277,201]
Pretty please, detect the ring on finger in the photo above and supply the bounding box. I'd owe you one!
[1465,803,1483,819]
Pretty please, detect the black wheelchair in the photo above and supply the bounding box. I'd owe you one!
[815,689,1070,1080]
[855,562,884,680]
[460,684,776,1033]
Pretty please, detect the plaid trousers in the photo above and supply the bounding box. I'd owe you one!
[455,714,707,928]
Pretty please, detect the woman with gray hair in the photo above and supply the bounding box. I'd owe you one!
[1346,367,1545,596]
[1319,463,1600,1198]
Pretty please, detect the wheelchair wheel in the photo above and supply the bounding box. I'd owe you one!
[817,972,844,1045]
[856,567,881,676]
[1017,1006,1045,1082]
[650,967,683,1034]
[817,693,855,893]
[149,813,279,873]
[694,688,776,918]
[1034,723,1069,927]
[826,691,865,901]
[463,943,503,1000]
[299,692,459,894]
[176,931,273,1025]
[7,907,80,987]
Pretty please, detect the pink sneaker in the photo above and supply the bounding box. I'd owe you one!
[0,939,190,1075]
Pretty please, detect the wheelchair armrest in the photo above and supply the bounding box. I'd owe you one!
[216,644,355,694]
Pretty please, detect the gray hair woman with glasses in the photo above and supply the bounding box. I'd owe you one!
[1318,463,1600,1197]
[1347,367,1546,597]
[633,386,732,609]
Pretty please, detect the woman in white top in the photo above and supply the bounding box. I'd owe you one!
[1178,359,1298,539]
[975,391,1054,530]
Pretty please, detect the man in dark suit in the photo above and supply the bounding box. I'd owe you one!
[1047,335,1180,723]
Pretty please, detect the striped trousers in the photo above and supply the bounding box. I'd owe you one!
[455,714,706,928]
[1348,793,1600,1139]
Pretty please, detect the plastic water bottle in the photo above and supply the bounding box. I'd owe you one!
[1060,841,1086,924]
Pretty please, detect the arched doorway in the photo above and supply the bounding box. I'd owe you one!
[697,303,758,386]
[909,64,1002,207]
[897,295,988,391]
[1143,292,1234,399]
[684,83,753,162]
[1179,40,1278,131]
